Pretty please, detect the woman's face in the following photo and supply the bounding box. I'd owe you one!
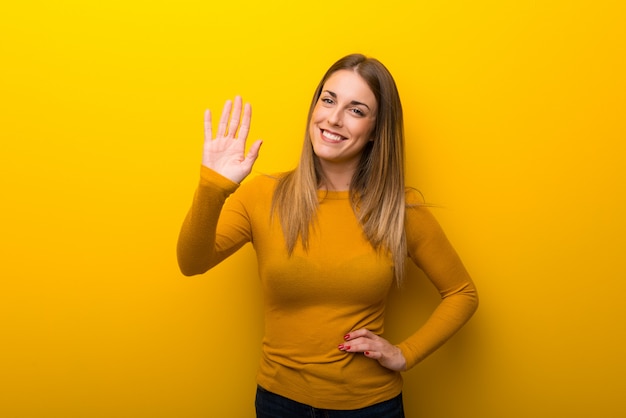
[309,69,377,170]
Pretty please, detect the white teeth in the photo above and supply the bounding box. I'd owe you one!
[322,130,344,141]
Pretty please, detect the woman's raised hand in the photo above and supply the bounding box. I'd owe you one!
[202,96,263,184]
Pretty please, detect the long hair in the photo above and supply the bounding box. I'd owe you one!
[272,53,407,285]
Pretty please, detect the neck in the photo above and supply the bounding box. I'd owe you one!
[318,161,356,191]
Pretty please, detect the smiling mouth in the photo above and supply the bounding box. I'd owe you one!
[321,129,346,142]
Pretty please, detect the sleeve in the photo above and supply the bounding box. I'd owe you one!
[396,204,479,370]
[176,165,253,276]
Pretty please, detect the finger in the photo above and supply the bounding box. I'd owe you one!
[338,336,373,352]
[204,109,213,140]
[344,329,375,342]
[340,341,374,353]
[236,102,252,141]
[227,96,243,138]
[217,99,232,137]
[364,350,381,359]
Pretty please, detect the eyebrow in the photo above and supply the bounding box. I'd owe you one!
[323,90,371,110]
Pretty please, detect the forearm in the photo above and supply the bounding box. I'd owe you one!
[176,166,239,276]
[397,281,478,369]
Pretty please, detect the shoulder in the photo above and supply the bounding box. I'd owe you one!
[405,187,426,206]
[404,188,444,241]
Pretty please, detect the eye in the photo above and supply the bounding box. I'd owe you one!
[320,97,334,105]
[350,107,365,116]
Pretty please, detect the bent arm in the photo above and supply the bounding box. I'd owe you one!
[176,166,246,276]
[398,206,479,369]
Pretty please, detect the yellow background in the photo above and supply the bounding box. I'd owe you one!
[2,1,625,417]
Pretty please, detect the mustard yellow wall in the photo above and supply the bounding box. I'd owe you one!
[2,1,625,417]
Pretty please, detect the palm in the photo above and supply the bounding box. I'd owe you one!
[202,96,262,183]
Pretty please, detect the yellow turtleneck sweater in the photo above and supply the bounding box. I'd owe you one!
[177,166,478,410]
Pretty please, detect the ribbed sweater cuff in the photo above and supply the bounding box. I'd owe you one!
[199,165,240,193]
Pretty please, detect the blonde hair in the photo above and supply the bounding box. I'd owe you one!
[272,54,407,285]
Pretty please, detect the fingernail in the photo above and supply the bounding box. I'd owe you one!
[338,344,344,350]
[365,351,370,356]
[344,334,350,340]
[344,346,351,350]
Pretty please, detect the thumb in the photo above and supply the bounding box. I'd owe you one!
[245,139,263,164]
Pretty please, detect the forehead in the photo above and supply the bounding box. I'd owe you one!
[323,70,377,108]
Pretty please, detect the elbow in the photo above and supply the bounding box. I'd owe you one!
[465,283,479,314]
[467,285,480,319]
[442,281,480,319]
[178,263,210,277]
[471,292,479,316]
[177,259,210,277]
[176,243,211,276]
[179,267,201,277]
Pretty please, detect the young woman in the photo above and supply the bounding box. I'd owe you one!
[177,54,478,417]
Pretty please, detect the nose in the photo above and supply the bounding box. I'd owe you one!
[327,107,343,127]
